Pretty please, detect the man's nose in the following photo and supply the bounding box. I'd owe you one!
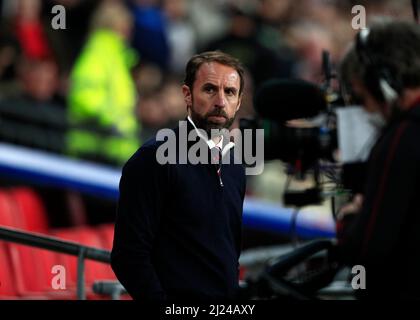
[215,90,226,107]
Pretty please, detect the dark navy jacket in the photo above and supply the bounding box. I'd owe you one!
[111,121,246,300]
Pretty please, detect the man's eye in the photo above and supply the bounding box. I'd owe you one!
[226,89,235,96]
[204,87,215,93]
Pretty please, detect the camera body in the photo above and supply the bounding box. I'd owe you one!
[241,78,369,207]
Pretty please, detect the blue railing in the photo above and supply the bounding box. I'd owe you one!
[0,142,335,239]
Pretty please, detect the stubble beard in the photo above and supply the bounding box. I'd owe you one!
[189,99,236,138]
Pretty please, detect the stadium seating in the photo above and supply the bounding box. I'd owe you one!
[96,223,115,250]
[0,190,20,228]
[52,227,116,286]
[9,187,49,232]
[0,187,118,300]
[0,242,18,298]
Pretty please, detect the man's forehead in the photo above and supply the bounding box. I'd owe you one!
[195,62,240,86]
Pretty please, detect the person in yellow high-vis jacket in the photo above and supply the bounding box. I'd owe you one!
[67,2,140,166]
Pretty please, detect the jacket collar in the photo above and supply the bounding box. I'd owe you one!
[186,116,235,158]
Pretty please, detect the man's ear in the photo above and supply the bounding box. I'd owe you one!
[236,94,243,112]
[182,85,192,107]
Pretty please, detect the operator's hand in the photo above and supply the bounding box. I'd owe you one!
[337,194,363,221]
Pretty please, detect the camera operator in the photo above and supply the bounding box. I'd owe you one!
[335,20,420,299]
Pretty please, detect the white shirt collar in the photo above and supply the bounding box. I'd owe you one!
[187,116,235,157]
[187,116,223,149]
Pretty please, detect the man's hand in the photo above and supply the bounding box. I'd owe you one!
[337,194,363,221]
